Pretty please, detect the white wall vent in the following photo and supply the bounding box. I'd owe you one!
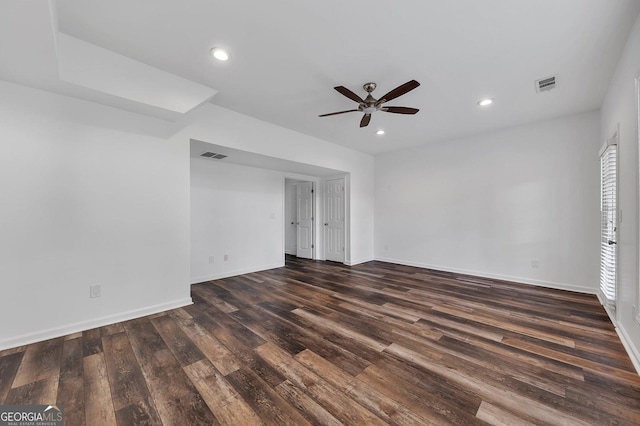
[535,75,557,93]
[200,152,228,159]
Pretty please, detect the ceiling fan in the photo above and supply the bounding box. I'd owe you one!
[319,80,420,128]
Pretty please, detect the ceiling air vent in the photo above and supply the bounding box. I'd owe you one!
[200,152,227,160]
[535,75,556,93]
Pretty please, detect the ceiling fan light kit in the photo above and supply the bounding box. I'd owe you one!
[319,80,420,127]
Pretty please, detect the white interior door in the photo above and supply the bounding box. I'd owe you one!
[324,177,345,262]
[296,181,314,259]
[284,181,297,255]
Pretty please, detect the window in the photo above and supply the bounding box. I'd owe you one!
[599,134,617,316]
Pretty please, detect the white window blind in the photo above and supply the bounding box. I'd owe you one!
[599,142,617,306]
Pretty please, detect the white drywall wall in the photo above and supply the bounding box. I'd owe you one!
[0,81,191,349]
[600,12,640,372]
[190,159,285,282]
[375,111,601,293]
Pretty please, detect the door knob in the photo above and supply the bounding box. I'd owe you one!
[324,223,329,226]
[608,240,617,245]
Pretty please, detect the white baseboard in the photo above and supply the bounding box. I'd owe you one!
[284,250,296,255]
[345,257,375,266]
[191,262,284,284]
[596,291,618,326]
[0,297,193,351]
[615,324,640,375]
[595,293,640,377]
[374,257,596,294]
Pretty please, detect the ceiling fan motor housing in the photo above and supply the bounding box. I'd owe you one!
[363,82,377,93]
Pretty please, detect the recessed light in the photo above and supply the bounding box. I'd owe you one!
[211,47,230,61]
[478,98,493,106]
[376,130,385,135]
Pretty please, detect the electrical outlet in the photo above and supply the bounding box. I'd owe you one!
[209,256,215,264]
[531,260,540,268]
[224,254,229,261]
[90,285,101,298]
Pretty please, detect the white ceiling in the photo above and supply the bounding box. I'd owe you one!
[5,1,640,155]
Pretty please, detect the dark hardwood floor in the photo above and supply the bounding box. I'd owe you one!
[1,256,639,425]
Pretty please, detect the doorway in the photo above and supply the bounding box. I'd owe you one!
[284,179,315,259]
[284,174,349,264]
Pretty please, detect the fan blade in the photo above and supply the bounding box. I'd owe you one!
[377,80,420,104]
[382,106,419,115]
[319,109,359,117]
[360,113,371,127]
[334,86,365,104]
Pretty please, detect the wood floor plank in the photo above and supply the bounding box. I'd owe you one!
[102,332,162,425]
[292,307,389,352]
[56,338,85,426]
[101,322,126,337]
[84,353,117,426]
[183,359,263,425]
[190,295,267,349]
[124,318,219,426]
[0,346,26,356]
[11,338,63,389]
[375,353,484,416]
[295,348,435,425]
[416,310,505,342]
[65,332,83,341]
[191,285,235,311]
[229,307,307,356]
[274,379,343,426]
[1,256,638,425]
[151,314,205,367]
[357,361,484,425]
[385,343,591,426]
[0,352,23,403]
[184,305,286,387]
[169,310,241,376]
[83,327,103,357]
[433,304,577,348]
[436,335,570,397]
[475,400,540,425]
[254,301,372,376]
[434,323,585,381]
[503,336,640,385]
[5,377,59,405]
[255,342,388,426]
[225,365,311,426]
